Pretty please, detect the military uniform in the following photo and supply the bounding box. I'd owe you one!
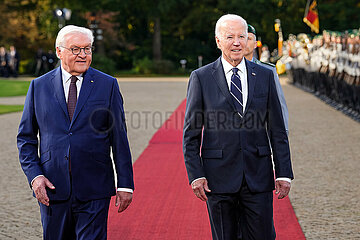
[289,29,360,120]
[253,58,289,133]
[246,24,290,133]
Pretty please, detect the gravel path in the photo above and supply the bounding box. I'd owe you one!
[0,76,359,239]
[0,96,26,105]
[0,78,188,240]
[284,82,360,240]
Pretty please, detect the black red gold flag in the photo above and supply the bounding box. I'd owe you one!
[303,0,319,33]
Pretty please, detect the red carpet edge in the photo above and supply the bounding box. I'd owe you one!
[108,100,305,240]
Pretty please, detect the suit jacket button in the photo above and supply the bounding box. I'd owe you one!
[69,132,72,136]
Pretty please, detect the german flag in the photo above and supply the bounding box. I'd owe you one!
[303,0,319,33]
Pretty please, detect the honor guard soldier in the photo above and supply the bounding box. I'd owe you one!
[244,24,289,134]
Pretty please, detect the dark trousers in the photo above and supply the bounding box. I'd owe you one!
[39,193,111,240]
[206,179,275,240]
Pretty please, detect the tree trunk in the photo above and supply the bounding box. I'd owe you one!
[153,17,162,61]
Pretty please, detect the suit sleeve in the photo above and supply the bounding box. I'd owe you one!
[271,68,289,134]
[17,80,42,187]
[183,71,205,184]
[109,79,134,190]
[267,71,294,180]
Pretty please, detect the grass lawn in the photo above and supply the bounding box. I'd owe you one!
[0,104,23,115]
[0,79,30,97]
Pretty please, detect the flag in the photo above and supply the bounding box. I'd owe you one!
[303,0,319,33]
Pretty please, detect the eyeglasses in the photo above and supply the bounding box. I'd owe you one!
[60,46,94,55]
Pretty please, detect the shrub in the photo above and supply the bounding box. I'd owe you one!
[19,59,35,75]
[133,57,153,74]
[152,59,175,74]
[133,57,175,74]
[91,54,117,75]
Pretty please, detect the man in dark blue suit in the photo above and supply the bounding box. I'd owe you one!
[17,25,134,239]
[183,14,293,240]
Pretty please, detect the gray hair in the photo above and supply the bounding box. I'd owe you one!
[215,14,248,38]
[55,25,94,57]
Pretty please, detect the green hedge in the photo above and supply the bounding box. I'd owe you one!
[91,55,117,75]
[133,57,175,74]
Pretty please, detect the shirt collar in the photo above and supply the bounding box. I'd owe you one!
[221,56,246,75]
[61,65,84,83]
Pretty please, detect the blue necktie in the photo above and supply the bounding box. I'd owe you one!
[230,68,243,117]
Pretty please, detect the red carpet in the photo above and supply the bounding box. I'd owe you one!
[273,194,306,240]
[108,100,305,239]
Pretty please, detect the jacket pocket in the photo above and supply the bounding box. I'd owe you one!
[201,149,223,159]
[257,145,271,156]
[40,150,51,165]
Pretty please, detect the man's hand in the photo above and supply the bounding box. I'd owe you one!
[32,176,55,206]
[191,178,211,201]
[275,180,291,199]
[115,191,133,213]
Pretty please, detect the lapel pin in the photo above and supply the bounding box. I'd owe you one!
[252,72,256,76]
[91,80,94,83]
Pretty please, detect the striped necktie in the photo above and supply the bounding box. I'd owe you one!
[67,75,77,121]
[230,68,243,116]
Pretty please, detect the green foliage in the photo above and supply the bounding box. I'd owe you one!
[133,57,154,74]
[0,80,30,97]
[0,105,24,115]
[1,0,359,74]
[0,0,59,60]
[318,0,360,31]
[19,59,36,75]
[91,54,117,75]
[133,57,175,74]
[152,59,175,74]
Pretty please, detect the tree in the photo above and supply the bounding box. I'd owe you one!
[0,0,59,59]
[1,0,359,73]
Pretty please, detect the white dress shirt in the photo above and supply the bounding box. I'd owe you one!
[31,66,133,193]
[221,57,248,112]
[61,66,83,100]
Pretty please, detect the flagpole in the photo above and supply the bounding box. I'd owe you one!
[304,0,311,19]
[303,0,320,33]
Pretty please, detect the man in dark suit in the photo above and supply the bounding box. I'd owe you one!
[17,25,134,240]
[0,46,9,77]
[183,14,293,240]
[8,45,20,77]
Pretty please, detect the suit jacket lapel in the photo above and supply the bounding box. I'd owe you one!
[212,57,236,110]
[70,67,95,127]
[51,67,70,124]
[245,59,256,114]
